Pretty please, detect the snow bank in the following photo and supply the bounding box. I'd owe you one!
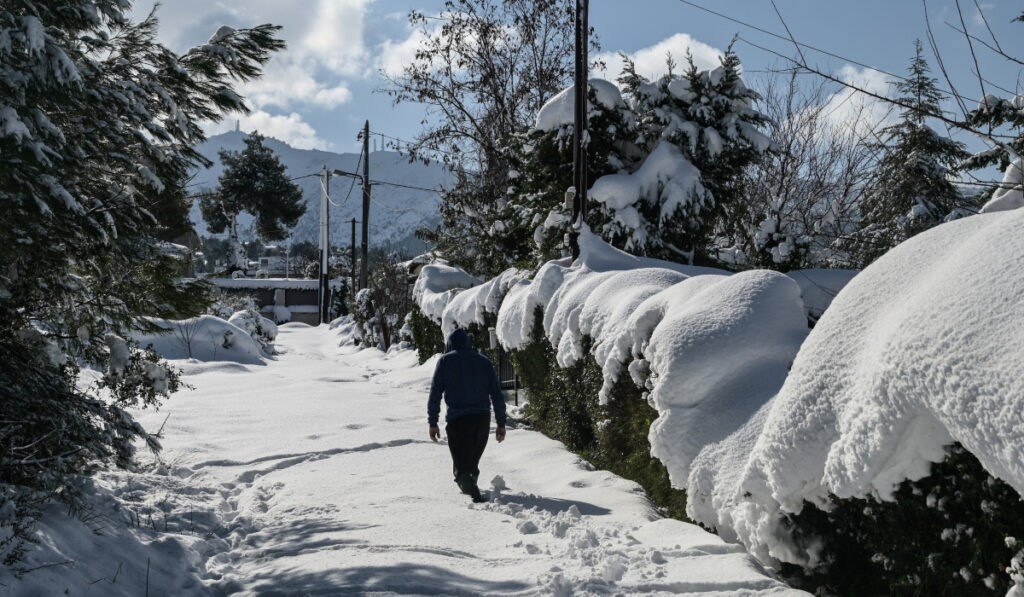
[981,158,1023,213]
[0,484,215,596]
[695,209,1024,567]
[534,78,624,132]
[412,263,482,322]
[135,315,267,365]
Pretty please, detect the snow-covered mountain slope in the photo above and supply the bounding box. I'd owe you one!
[190,131,450,252]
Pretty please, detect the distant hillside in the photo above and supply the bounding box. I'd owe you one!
[190,131,449,254]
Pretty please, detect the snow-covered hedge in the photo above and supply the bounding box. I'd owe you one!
[411,264,482,323]
[413,213,1024,595]
[698,208,1024,560]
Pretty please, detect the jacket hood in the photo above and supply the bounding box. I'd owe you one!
[446,329,472,352]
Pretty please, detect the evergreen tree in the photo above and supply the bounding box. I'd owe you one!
[851,41,970,266]
[0,0,282,561]
[199,133,306,272]
[503,79,639,267]
[962,14,1024,214]
[591,47,770,265]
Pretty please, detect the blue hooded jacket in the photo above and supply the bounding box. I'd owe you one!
[427,329,507,428]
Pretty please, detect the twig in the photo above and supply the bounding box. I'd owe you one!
[954,0,987,100]
[20,559,74,573]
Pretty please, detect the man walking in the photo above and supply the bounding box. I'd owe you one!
[428,329,507,503]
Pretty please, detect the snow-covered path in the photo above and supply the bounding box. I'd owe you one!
[14,324,805,596]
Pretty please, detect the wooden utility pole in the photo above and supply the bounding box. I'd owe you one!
[318,165,331,325]
[350,217,357,292]
[360,120,371,291]
[570,0,589,260]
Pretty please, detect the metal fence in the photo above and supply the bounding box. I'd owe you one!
[495,346,520,406]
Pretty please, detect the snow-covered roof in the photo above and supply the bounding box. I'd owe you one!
[209,278,344,291]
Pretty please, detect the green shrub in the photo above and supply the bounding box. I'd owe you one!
[407,304,445,364]
[509,306,688,519]
[782,443,1024,596]
[595,369,689,520]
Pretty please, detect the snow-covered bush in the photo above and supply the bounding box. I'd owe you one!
[205,291,276,351]
[407,262,483,358]
[227,310,277,353]
[686,208,1024,594]
[782,443,1024,596]
[134,315,268,365]
[505,309,691,520]
[350,255,415,350]
[206,288,260,319]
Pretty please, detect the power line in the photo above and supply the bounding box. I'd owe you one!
[331,148,363,209]
[671,0,981,105]
[368,129,461,161]
[369,178,443,194]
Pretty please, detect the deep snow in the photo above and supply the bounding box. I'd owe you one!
[699,208,1024,567]
[3,324,805,596]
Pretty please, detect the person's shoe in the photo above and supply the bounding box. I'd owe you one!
[470,486,486,503]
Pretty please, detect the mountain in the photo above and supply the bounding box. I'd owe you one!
[189,131,450,254]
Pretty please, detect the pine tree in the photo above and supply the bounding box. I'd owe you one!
[590,46,770,265]
[0,0,283,560]
[199,133,306,272]
[851,41,970,266]
[962,14,1024,214]
[503,79,638,267]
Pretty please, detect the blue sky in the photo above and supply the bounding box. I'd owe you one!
[134,1,1022,157]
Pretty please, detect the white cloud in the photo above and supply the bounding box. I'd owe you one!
[300,0,369,76]
[971,3,995,29]
[593,33,724,82]
[376,27,429,78]
[242,58,353,109]
[206,110,333,150]
[820,65,895,138]
[134,0,368,110]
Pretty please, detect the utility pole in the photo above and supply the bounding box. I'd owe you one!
[360,120,371,291]
[318,165,331,325]
[570,0,589,260]
[317,165,333,325]
[350,217,357,293]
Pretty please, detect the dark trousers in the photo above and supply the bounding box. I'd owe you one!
[446,413,490,486]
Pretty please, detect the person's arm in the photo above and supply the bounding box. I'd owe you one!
[486,361,507,441]
[427,358,445,441]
